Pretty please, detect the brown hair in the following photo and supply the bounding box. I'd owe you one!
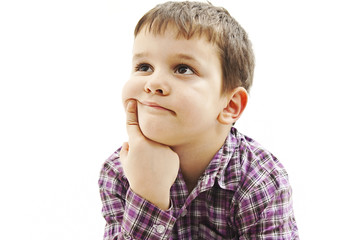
[134,1,255,93]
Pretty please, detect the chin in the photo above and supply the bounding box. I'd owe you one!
[138,119,173,145]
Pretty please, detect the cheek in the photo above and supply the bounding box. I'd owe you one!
[175,94,205,123]
[177,90,221,124]
[121,79,142,105]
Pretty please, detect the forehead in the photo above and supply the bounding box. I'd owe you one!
[133,28,219,64]
[135,20,219,44]
[133,23,219,58]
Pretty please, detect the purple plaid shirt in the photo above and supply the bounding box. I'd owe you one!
[99,127,299,239]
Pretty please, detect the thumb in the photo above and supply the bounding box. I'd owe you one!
[125,99,143,141]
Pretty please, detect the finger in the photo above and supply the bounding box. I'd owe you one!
[125,99,143,141]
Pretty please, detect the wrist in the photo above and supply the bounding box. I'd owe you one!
[130,185,171,210]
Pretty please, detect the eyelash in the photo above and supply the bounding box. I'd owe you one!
[134,63,196,75]
[175,64,195,74]
[134,63,152,72]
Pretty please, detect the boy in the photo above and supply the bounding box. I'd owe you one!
[99,1,299,239]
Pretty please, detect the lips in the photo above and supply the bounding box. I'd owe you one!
[140,100,175,114]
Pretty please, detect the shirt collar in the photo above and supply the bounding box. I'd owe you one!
[198,127,242,192]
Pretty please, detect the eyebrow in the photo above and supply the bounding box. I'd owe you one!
[133,52,200,63]
[133,53,149,61]
[174,53,195,60]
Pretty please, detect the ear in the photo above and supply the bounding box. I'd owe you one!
[217,87,248,125]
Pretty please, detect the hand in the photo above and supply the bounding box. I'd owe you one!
[120,99,180,210]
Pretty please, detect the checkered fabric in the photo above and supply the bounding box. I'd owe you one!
[99,127,299,239]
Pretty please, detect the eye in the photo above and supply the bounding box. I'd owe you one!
[175,65,194,75]
[135,63,153,72]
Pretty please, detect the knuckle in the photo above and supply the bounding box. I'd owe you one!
[126,119,138,126]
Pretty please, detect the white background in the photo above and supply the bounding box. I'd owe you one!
[0,0,359,239]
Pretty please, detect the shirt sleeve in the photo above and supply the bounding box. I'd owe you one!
[98,155,177,240]
[233,176,299,239]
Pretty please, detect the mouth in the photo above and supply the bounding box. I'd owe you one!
[139,100,175,115]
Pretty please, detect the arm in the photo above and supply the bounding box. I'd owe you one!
[99,99,179,239]
[99,177,176,240]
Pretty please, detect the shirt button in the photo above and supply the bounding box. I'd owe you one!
[181,209,187,217]
[156,224,165,234]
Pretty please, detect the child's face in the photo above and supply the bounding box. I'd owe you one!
[122,26,228,147]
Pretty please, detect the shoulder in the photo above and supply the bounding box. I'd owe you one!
[226,128,298,236]
[226,127,290,199]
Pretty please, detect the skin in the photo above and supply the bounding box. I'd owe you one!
[120,26,248,210]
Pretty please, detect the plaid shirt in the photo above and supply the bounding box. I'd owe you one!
[99,127,299,239]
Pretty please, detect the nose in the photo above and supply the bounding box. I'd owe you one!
[144,74,170,96]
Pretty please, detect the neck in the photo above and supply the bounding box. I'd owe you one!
[171,126,230,192]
